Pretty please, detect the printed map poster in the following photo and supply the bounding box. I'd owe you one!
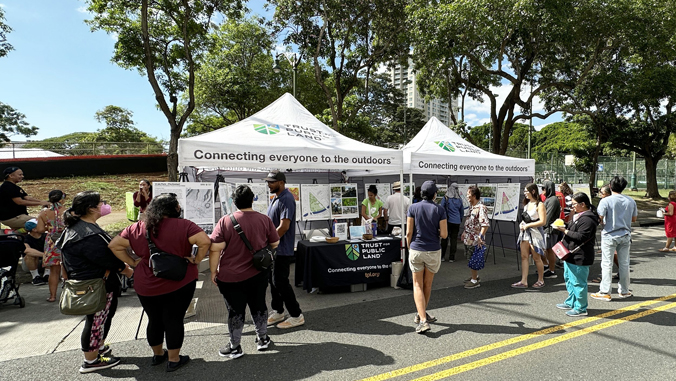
[301,184,331,221]
[217,182,235,217]
[269,184,301,221]
[571,184,592,199]
[457,184,476,216]
[153,182,187,212]
[330,183,359,219]
[478,184,497,218]
[435,184,448,204]
[184,182,215,234]
[493,183,521,221]
[236,183,269,214]
[365,183,392,203]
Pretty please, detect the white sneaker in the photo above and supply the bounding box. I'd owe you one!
[267,311,286,325]
[277,314,305,329]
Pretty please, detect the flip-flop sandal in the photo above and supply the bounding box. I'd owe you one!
[659,248,670,252]
[532,280,545,289]
[590,276,602,283]
[511,281,528,288]
[46,297,56,302]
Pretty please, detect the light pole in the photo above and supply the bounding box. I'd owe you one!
[527,83,532,159]
[273,52,299,98]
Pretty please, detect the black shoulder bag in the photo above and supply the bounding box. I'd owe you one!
[229,214,276,271]
[146,229,189,281]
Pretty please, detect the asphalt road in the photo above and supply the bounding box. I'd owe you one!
[1,226,675,380]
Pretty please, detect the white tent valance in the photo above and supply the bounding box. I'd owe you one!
[178,93,403,171]
[348,117,535,178]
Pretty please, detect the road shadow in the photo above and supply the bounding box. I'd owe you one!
[102,341,394,381]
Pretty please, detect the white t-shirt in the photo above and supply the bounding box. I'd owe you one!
[384,192,411,225]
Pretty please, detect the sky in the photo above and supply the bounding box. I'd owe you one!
[0,0,559,142]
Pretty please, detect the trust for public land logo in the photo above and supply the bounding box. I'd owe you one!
[345,244,360,261]
[434,140,455,152]
[254,124,280,135]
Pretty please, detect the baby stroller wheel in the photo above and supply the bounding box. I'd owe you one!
[16,296,25,308]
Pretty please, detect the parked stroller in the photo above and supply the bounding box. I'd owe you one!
[0,233,26,308]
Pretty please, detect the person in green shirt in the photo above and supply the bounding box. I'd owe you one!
[361,185,384,220]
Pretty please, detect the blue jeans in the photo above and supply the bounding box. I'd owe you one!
[564,262,589,312]
[600,234,631,294]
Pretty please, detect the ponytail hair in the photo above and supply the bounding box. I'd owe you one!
[63,191,101,227]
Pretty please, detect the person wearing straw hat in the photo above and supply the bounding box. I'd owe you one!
[383,181,410,235]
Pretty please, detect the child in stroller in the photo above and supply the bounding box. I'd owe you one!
[0,233,27,308]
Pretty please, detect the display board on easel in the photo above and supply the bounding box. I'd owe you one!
[457,184,476,216]
[301,184,331,221]
[478,184,497,218]
[493,183,521,222]
[330,183,359,219]
[235,183,269,214]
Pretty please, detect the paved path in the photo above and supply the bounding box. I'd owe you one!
[1,226,675,380]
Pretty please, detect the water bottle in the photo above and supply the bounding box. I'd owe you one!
[372,220,378,237]
[333,219,338,237]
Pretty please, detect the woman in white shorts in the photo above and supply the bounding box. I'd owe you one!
[406,181,447,334]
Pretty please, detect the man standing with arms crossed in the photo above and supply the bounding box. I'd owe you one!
[265,170,304,328]
[591,176,637,301]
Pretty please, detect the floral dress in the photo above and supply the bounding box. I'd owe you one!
[43,206,65,266]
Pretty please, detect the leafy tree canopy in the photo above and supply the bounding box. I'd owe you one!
[0,102,38,142]
[0,7,13,58]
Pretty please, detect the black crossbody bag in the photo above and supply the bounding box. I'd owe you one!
[146,229,189,281]
[229,214,276,271]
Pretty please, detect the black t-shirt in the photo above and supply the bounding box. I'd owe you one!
[25,233,46,253]
[0,181,28,220]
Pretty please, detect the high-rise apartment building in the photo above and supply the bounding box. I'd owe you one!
[389,59,459,126]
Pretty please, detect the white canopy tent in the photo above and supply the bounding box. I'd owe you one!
[348,116,535,178]
[178,93,403,172]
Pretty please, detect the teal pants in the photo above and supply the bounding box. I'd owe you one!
[564,261,590,312]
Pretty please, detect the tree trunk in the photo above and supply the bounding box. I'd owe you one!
[645,155,661,199]
[589,134,602,196]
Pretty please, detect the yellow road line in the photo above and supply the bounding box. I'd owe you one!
[414,301,676,380]
[360,293,676,381]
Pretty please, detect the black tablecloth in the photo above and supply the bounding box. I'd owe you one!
[296,237,402,291]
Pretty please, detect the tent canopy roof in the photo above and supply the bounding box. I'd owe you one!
[179,93,402,171]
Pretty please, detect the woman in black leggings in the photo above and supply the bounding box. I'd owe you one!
[59,191,134,374]
[109,193,211,372]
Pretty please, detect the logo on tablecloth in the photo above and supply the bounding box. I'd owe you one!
[434,140,456,152]
[345,244,360,261]
[254,124,280,135]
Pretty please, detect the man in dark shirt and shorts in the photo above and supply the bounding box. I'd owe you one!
[264,170,304,329]
[0,167,50,230]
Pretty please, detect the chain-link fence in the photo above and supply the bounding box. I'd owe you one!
[505,151,676,189]
[1,141,167,158]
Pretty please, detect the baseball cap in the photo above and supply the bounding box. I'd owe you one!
[262,170,286,182]
[3,166,20,180]
[421,180,438,196]
[24,218,38,232]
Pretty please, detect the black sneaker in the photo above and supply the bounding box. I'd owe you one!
[555,260,564,269]
[255,336,272,351]
[79,355,121,373]
[32,276,46,286]
[151,349,168,366]
[98,344,112,356]
[544,270,557,279]
[218,343,243,359]
[42,274,50,283]
[166,355,190,372]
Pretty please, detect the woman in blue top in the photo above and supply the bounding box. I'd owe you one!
[440,183,464,262]
[406,181,447,334]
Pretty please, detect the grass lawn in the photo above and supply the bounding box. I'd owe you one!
[20,172,168,215]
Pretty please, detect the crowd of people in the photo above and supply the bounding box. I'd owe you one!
[0,165,646,372]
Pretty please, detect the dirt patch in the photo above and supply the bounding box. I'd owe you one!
[19,172,168,215]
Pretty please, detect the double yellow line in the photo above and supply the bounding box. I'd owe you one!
[361,293,676,381]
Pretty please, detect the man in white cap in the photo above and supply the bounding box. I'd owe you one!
[383,181,410,234]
